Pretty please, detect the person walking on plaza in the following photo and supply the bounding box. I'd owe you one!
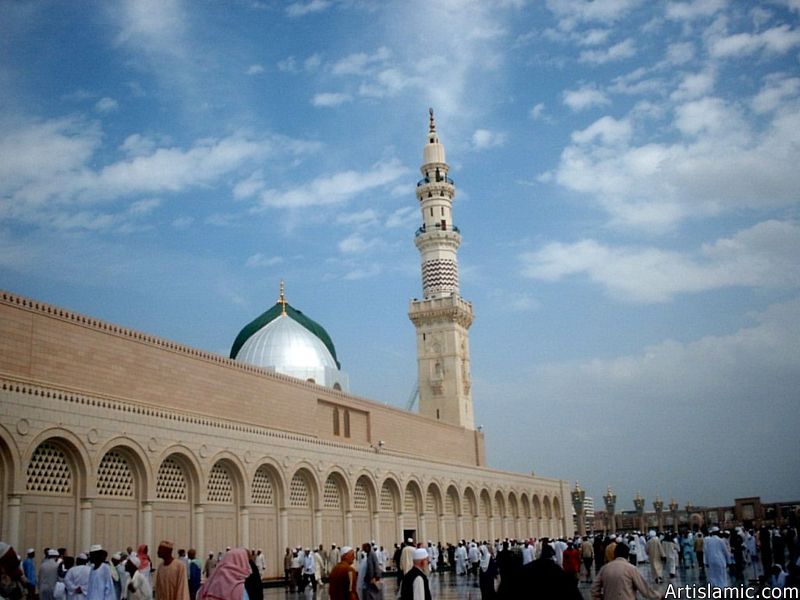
[65,553,91,600]
[124,556,152,600]
[646,532,665,584]
[0,542,28,600]
[521,544,582,600]
[196,548,251,600]
[704,527,731,589]
[580,536,594,583]
[591,543,661,600]
[400,549,431,600]
[39,549,60,600]
[360,543,383,600]
[86,545,115,600]
[22,548,37,599]
[328,547,358,600]
[694,532,704,573]
[154,541,189,600]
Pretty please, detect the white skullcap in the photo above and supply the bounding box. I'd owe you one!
[47,548,59,557]
[0,542,9,558]
[27,548,35,554]
[412,548,429,560]
[616,537,623,543]
[77,553,88,560]
[340,546,353,556]
[407,538,413,543]
[112,552,122,561]
[127,555,141,568]
[710,526,720,533]
[90,544,103,553]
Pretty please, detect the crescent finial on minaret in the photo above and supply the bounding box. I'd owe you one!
[429,107,436,133]
[278,280,287,316]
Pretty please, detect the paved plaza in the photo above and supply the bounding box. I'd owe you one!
[261,562,760,599]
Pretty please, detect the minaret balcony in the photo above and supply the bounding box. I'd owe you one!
[417,176,454,186]
[415,223,460,236]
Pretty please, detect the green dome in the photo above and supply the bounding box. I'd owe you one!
[230,301,340,370]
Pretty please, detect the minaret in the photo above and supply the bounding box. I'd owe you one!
[408,109,475,429]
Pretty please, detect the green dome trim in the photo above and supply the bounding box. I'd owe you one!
[230,302,341,369]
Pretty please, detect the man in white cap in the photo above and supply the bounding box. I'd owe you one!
[400,548,431,600]
[645,531,664,583]
[704,527,731,588]
[22,547,38,597]
[39,548,61,600]
[125,555,153,600]
[65,552,91,600]
[87,544,115,600]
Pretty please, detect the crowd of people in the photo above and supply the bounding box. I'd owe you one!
[2,523,797,599]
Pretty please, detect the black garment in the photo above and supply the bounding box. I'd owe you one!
[759,527,773,570]
[479,558,498,600]
[773,535,785,568]
[521,558,583,600]
[245,560,264,600]
[400,567,431,600]
[593,538,605,573]
[496,547,524,599]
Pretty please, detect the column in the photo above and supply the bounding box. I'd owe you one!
[473,516,480,541]
[314,510,323,547]
[240,507,249,549]
[456,515,464,542]
[80,498,93,549]
[194,505,205,555]
[279,508,289,552]
[142,501,153,557]
[345,511,353,546]
[439,514,446,545]
[372,512,380,547]
[7,494,21,549]
[419,512,427,544]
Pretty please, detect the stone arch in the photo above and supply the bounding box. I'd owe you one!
[494,490,507,539]
[403,479,424,539]
[21,430,90,552]
[321,470,349,547]
[552,495,563,537]
[93,438,150,553]
[520,493,531,520]
[287,467,317,548]
[443,485,460,543]
[508,492,520,539]
[479,489,492,540]
[425,482,444,543]
[462,487,478,541]
[532,494,542,537]
[379,476,402,544]
[249,459,282,577]
[0,425,18,544]
[542,495,552,537]
[154,447,201,550]
[205,454,247,552]
[352,474,377,546]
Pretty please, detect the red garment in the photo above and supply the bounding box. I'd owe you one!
[136,544,151,574]
[197,548,250,600]
[563,548,581,575]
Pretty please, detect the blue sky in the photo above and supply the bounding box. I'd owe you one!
[2,0,799,510]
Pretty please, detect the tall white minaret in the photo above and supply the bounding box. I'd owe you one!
[408,109,475,429]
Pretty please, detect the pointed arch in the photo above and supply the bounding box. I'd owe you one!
[352,474,378,546]
[321,470,348,547]
[249,459,283,578]
[379,476,402,545]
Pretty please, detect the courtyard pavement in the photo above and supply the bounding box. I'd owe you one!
[262,561,763,599]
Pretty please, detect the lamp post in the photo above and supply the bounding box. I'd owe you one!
[603,487,617,534]
[653,496,664,532]
[571,481,586,536]
[634,492,646,533]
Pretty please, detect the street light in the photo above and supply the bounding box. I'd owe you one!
[571,481,587,536]
[603,486,617,534]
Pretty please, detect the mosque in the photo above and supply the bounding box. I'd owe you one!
[0,111,572,577]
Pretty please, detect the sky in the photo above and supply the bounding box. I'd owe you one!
[1,0,799,511]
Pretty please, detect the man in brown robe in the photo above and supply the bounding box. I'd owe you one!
[328,546,358,600]
[155,541,190,600]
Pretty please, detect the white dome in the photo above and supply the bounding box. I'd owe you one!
[236,314,346,387]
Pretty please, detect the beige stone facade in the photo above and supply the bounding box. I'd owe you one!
[0,290,571,577]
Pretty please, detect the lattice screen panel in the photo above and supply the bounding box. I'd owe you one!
[404,488,418,514]
[446,492,457,515]
[97,451,134,498]
[26,442,72,495]
[323,477,341,510]
[252,467,275,505]
[156,457,188,501]
[207,463,233,503]
[426,492,438,515]
[380,484,395,512]
[290,474,310,508]
[354,480,369,511]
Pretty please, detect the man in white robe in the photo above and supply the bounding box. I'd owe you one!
[467,542,480,578]
[646,532,664,583]
[87,546,116,600]
[454,542,467,576]
[65,554,91,600]
[554,539,567,567]
[704,528,731,589]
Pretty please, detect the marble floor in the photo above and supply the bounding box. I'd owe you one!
[262,562,747,599]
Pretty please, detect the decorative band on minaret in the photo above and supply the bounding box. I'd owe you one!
[409,109,475,430]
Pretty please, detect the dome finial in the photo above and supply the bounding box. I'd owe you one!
[429,107,436,133]
[278,280,287,316]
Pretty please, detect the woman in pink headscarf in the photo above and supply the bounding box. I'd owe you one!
[135,544,152,575]
[197,548,252,600]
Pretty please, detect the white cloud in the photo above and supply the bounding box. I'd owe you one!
[386,206,417,228]
[258,159,409,209]
[520,220,800,302]
[95,97,119,112]
[545,0,644,29]
[286,0,332,18]
[666,0,727,21]
[331,47,391,76]
[562,84,611,111]
[246,64,264,75]
[471,129,507,150]
[338,232,379,254]
[336,209,379,227]
[245,253,283,268]
[752,73,800,113]
[571,116,632,146]
[665,41,696,64]
[529,102,546,120]
[311,92,352,107]
[670,69,716,101]
[579,28,612,46]
[128,198,161,215]
[579,38,636,64]
[709,24,800,58]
